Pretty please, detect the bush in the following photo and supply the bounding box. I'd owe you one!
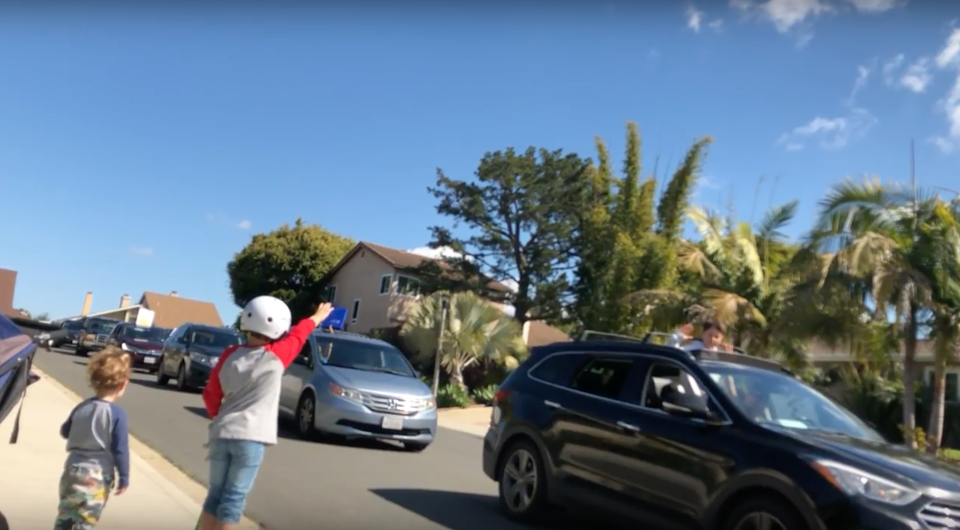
[437,384,472,408]
[472,384,499,405]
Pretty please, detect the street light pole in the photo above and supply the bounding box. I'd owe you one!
[432,298,448,397]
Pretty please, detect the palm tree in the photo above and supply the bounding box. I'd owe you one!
[400,291,526,391]
[808,178,960,448]
[627,200,808,368]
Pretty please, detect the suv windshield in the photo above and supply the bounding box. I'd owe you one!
[120,326,170,342]
[85,319,118,333]
[63,321,82,330]
[317,341,415,377]
[703,363,883,442]
[188,329,243,351]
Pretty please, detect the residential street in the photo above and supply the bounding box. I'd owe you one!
[32,347,592,530]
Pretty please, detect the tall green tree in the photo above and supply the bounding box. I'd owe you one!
[570,149,615,331]
[426,147,589,325]
[226,218,355,320]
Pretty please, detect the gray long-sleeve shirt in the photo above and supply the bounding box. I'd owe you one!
[60,398,130,488]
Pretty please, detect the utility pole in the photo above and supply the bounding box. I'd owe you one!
[431,297,448,397]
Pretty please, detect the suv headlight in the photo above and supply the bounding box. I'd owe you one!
[121,343,131,352]
[190,353,218,367]
[329,383,364,404]
[810,460,921,506]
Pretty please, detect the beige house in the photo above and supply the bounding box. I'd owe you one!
[321,241,570,346]
[64,291,223,329]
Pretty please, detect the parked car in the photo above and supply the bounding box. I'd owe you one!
[483,334,960,530]
[105,323,172,373]
[156,324,243,391]
[75,317,121,357]
[279,329,436,452]
[41,319,84,349]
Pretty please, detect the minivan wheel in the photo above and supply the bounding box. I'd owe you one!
[497,440,548,523]
[723,496,806,530]
[175,363,190,391]
[156,359,170,386]
[297,393,316,439]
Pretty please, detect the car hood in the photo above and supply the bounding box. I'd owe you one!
[324,365,430,398]
[789,429,960,493]
[122,340,164,351]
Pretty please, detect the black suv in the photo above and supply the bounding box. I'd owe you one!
[75,317,121,357]
[482,333,960,530]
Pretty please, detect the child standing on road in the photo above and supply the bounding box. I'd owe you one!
[199,297,333,530]
[55,347,132,530]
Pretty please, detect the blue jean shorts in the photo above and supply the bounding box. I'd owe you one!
[202,439,265,524]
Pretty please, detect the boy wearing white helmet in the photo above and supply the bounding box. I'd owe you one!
[200,296,333,530]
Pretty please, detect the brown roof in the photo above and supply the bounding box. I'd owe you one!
[524,320,572,347]
[139,291,223,329]
[0,268,17,317]
[328,242,514,294]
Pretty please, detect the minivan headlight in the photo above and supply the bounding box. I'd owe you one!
[329,383,364,404]
[810,460,921,506]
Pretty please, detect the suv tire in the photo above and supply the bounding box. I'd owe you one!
[156,359,170,386]
[497,439,549,523]
[722,495,807,530]
[175,362,190,392]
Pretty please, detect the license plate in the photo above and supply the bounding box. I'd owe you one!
[71,340,77,345]
[381,416,404,431]
[144,357,157,364]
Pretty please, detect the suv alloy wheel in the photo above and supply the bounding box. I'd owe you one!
[497,439,549,523]
[722,495,806,530]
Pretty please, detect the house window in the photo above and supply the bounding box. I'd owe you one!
[926,368,960,402]
[379,274,393,295]
[351,299,361,323]
[325,285,337,303]
[396,276,421,297]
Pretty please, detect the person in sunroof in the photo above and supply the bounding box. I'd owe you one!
[666,320,734,352]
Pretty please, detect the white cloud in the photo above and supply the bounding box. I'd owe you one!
[236,220,252,230]
[687,5,705,32]
[900,58,932,93]
[936,28,960,69]
[708,19,724,31]
[732,0,830,33]
[777,108,878,151]
[130,247,154,256]
[407,246,520,294]
[882,54,932,93]
[847,64,871,104]
[846,0,907,13]
[931,73,960,153]
[207,213,252,230]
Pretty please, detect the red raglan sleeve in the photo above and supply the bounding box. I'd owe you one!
[202,345,240,419]
[265,318,318,369]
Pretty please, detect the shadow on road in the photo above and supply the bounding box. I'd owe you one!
[184,406,209,418]
[0,508,9,530]
[72,360,88,367]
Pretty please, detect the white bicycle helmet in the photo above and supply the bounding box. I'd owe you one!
[240,296,292,340]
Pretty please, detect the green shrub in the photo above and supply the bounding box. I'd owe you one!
[437,383,472,408]
[472,384,499,405]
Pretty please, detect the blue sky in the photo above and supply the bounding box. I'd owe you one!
[2,0,959,321]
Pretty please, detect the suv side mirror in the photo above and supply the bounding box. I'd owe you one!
[660,386,715,421]
[178,336,190,346]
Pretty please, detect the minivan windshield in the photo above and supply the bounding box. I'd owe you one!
[703,363,884,442]
[317,341,416,377]
[120,326,170,342]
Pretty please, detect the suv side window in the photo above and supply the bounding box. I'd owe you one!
[569,357,634,400]
[529,353,587,386]
[642,362,714,414]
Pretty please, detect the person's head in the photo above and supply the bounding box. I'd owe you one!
[88,347,131,399]
[700,320,726,349]
[240,295,292,347]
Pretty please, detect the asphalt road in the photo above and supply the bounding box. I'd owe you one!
[33,346,601,530]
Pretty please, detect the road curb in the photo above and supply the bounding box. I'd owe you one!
[30,364,262,530]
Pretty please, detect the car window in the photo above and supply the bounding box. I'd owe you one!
[120,326,169,342]
[569,357,634,400]
[529,353,587,386]
[643,362,715,414]
[188,329,243,349]
[318,340,415,377]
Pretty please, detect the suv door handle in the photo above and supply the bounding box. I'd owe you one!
[617,421,641,433]
[544,400,562,409]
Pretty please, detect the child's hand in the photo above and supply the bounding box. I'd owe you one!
[677,323,695,339]
[311,302,334,324]
[115,485,128,496]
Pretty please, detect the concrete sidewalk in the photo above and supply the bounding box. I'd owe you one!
[437,405,492,438]
[0,366,259,530]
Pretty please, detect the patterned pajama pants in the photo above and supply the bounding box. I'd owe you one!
[54,465,111,530]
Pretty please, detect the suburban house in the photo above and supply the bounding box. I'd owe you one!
[806,339,958,401]
[0,268,17,318]
[65,291,224,329]
[321,241,571,346]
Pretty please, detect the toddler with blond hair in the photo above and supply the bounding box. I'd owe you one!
[54,346,132,530]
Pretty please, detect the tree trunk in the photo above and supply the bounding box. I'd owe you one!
[901,314,918,449]
[927,358,946,453]
[450,365,467,392]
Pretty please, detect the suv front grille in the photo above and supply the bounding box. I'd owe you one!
[95,335,109,344]
[362,393,426,415]
[919,502,960,529]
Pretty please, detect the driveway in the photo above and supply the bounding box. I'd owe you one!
[33,348,600,530]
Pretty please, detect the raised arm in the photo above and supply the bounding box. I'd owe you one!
[266,303,334,368]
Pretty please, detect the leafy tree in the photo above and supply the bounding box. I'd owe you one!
[226,218,355,320]
[426,147,589,325]
[400,291,526,391]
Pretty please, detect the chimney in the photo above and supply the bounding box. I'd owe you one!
[169,291,179,298]
[81,292,93,316]
[119,294,131,308]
